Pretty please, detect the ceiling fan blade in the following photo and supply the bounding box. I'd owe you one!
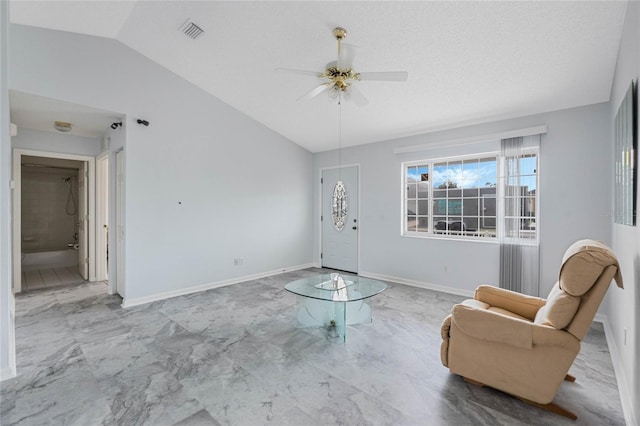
[338,43,357,69]
[276,68,324,77]
[345,86,369,107]
[357,71,408,82]
[298,83,333,101]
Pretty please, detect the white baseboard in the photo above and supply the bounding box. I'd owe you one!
[121,263,316,308]
[0,366,16,382]
[601,315,637,426]
[358,270,475,299]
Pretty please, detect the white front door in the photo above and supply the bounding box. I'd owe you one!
[321,166,358,273]
[78,161,89,280]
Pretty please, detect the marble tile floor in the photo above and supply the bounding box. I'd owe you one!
[0,268,625,425]
[21,266,86,292]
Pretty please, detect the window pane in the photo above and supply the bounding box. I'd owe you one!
[481,216,496,229]
[464,217,478,231]
[505,197,521,216]
[406,200,417,216]
[448,217,463,233]
[433,199,446,215]
[463,187,479,198]
[519,155,537,175]
[417,200,429,215]
[407,183,417,198]
[432,163,448,189]
[433,217,447,233]
[406,216,417,232]
[406,166,418,182]
[417,165,429,181]
[417,216,429,232]
[523,196,536,217]
[481,194,496,215]
[448,188,462,197]
[433,188,446,198]
[505,218,521,238]
[520,175,536,193]
[463,198,479,216]
[479,157,498,187]
[462,160,479,189]
[447,199,462,215]
[417,181,429,198]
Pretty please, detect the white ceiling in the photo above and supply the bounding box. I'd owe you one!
[9,1,627,152]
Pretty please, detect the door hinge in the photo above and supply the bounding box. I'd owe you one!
[320,253,323,259]
[321,215,323,222]
[321,178,323,184]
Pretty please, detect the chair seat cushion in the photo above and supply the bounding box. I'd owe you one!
[488,307,530,321]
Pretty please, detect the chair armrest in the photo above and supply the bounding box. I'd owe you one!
[451,304,579,352]
[452,304,533,349]
[475,285,545,321]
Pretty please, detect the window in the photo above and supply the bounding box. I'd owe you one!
[403,151,538,240]
[504,153,538,240]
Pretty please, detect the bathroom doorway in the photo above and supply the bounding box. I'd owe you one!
[12,149,96,293]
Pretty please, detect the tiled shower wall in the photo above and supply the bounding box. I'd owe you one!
[22,169,78,252]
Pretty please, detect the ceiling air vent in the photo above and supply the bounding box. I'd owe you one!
[179,19,204,40]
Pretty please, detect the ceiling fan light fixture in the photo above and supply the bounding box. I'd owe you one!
[53,121,72,132]
[279,26,408,105]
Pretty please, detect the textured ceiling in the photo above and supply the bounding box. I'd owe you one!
[9,1,627,152]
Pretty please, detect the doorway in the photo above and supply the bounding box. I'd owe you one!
[12,149,96,293]
[321,165,359,273]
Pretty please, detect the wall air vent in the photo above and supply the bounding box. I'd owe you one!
[179,19,204,40]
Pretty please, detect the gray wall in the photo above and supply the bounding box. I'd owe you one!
[0,1,13,379]
[8,24,314,302]
[606,0,640,423]
[314,102,612,298]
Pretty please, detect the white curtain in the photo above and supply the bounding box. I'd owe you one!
[499,135,540,296]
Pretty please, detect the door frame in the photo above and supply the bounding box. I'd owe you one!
[318,163,361,273]
[95,153,109,282]
[12,148,96,293]
[114,149,125,299]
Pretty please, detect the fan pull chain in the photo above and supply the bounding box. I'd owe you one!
[338,92,342,180]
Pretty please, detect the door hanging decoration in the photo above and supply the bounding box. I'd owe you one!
[332,180,347,231]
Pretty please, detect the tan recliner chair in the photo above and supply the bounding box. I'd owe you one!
[440,239,623,419]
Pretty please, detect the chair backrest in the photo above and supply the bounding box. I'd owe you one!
[534,240,622,341]
[565,264,618,340]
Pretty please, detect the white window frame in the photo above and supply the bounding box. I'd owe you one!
[402,148,539,242]
[497,146,540,246]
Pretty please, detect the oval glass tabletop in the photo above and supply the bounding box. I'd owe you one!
[285,274,387,302]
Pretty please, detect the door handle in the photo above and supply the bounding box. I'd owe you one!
[352,226,357,230]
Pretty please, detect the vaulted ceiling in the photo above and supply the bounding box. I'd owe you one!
[9,1,627,152]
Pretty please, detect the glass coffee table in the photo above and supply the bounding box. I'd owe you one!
[284,273,387,342]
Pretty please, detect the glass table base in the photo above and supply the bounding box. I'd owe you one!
[294,296,373,342]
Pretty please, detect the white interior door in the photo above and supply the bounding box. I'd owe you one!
[78,161,88,280]
[321,166,358,273]
[96,155,109,281]
[115,150,125,297]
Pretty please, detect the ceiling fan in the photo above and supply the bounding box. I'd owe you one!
[277,27,408,106]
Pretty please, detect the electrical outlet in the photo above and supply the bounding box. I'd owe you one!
[233,258,243,266]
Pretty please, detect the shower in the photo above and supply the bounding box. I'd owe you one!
[62,176,77,216]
